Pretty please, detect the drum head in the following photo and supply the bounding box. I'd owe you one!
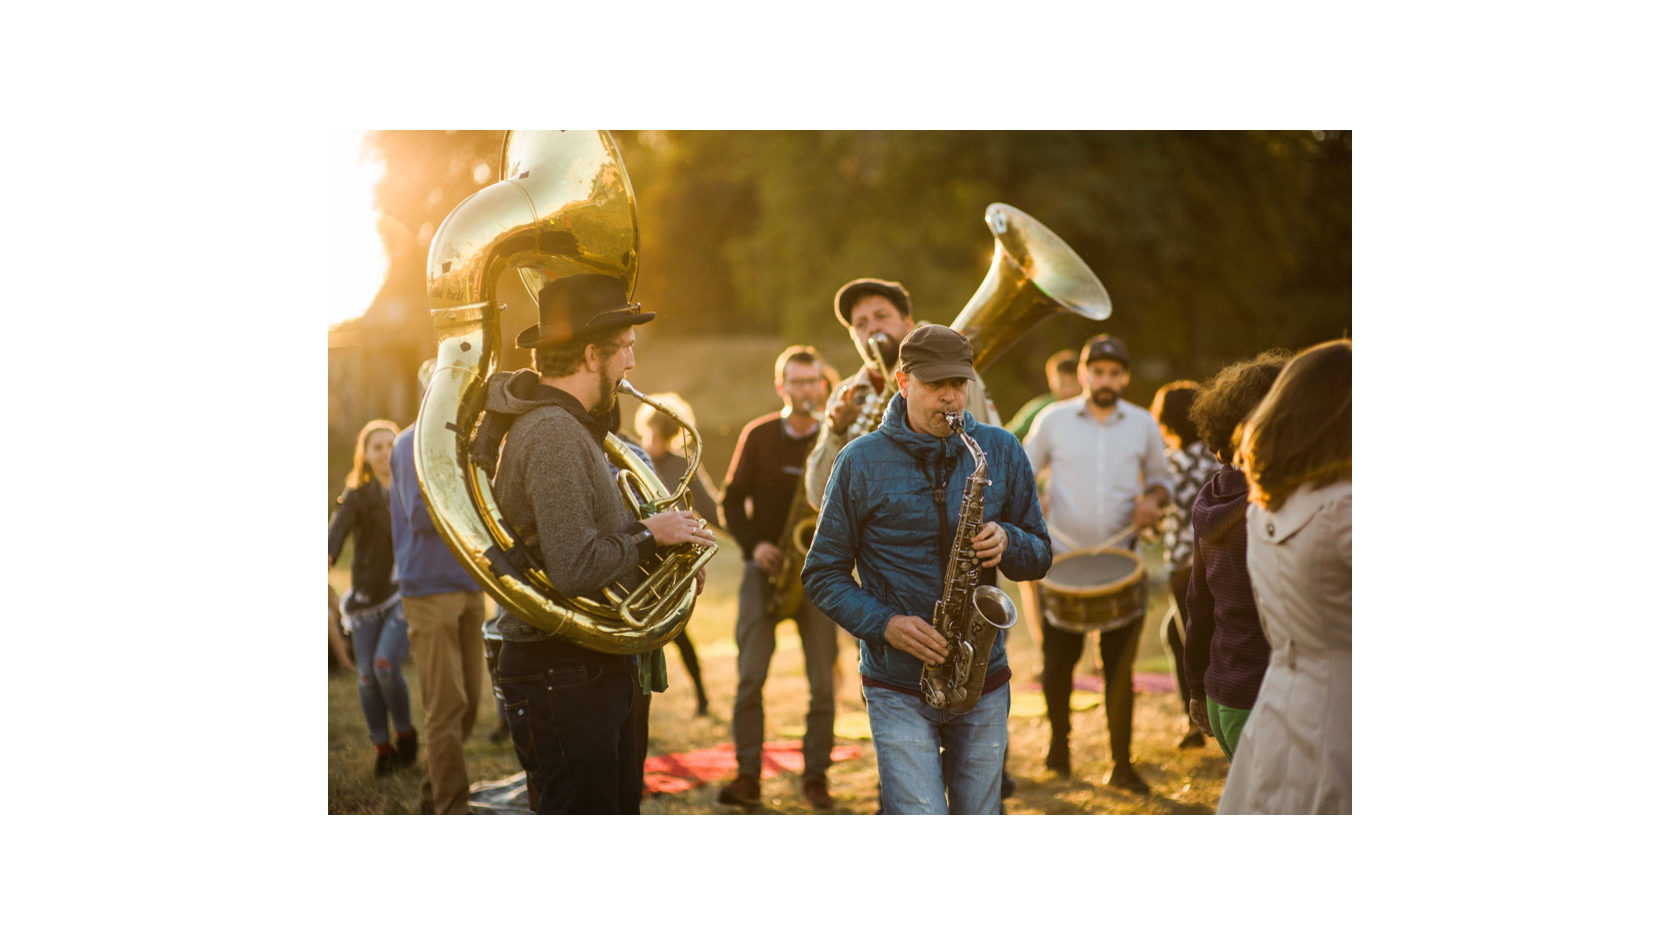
[1041,548,1142,596]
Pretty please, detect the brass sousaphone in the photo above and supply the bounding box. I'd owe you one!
[951,203,1112,373]
[773,203,1111,622]
[416,130,713,655]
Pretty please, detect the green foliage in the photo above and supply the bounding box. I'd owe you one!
[340,131,1350,466]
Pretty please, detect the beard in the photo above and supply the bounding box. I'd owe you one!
[866,332,902,372]
[1091,389,1119,408]
[592,371,619,426]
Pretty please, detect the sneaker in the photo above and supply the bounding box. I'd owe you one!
[374,747,397,778]
[395,730,419,767]
[717,775,761,807]
[1177,730,1205,749]
[801,779,834,810]
[1104,764,1151,795]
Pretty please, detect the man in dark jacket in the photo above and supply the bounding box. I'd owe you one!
[716,346,838,809]
[802,325,1051,814]
[478,273,716,814]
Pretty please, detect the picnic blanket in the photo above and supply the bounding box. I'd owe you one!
[468,740,865,813]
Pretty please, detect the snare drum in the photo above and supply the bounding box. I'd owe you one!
[1038,547,1146,633]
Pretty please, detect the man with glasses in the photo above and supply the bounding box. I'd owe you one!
[716,346,842,809]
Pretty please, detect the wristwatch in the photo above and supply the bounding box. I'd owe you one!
[633,525,657,559]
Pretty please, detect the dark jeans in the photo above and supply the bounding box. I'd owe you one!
[1040,616,1143,766]
[498,638,640,815]
[483,635,508,730]
[1163,567,1194,718]
[669,630,707,711]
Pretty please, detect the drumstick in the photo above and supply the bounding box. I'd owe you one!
[1048,522,1138,555]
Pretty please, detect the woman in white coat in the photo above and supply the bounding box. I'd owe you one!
[1217,340,1352,814]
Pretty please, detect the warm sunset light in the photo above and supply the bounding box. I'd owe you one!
[327,131,1355,819]
[327,132,389,331]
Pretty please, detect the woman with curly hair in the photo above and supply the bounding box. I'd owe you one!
[1217,339,1352,814]
[328,418,417,777]
[1182,352,1289,763]
[1149,380,1221,749]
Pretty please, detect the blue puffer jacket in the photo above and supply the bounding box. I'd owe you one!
[802,394,1051,693]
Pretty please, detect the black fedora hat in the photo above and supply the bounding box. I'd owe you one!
[515,273,656,349]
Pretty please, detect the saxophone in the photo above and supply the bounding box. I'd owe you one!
[766,401,821,622]
[920,411,1019,712]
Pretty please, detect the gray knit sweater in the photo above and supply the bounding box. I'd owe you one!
[485,370,645,644]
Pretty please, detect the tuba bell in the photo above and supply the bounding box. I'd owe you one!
[414,130,713,655]
[951,203,1112,372]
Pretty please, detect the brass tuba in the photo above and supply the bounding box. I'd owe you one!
[951,203,1112,372]
[415,130,713,655]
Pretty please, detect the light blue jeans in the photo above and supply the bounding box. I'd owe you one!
[865,684,1008,814]
[350,601,413,745]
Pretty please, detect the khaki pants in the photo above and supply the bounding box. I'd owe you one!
[402,591,486,815]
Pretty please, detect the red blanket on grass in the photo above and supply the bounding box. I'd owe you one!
[643,741,864,795]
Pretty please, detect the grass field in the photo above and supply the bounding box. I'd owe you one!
[328,535,1231,815]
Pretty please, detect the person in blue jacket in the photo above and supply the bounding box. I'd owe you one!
[802,325,1051,814]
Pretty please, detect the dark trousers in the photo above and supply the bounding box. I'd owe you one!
[498,638,640,815]
[483,636,509,729]
[1040,617,1143,766]
[669,630,707,710]
[1164,567,1194,718]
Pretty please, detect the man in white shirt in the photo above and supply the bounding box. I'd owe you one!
[1023,334,1172,794]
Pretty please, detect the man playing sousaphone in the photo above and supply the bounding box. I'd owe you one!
[1024,333,1172,794]
[474,273,717,814]
[802,325,1049,814]
[803,278,1000,508]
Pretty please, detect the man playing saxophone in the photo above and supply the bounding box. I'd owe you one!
[716,346,841,809]
[802,325,1050,814]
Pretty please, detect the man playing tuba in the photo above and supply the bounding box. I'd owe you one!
[803,278,1001,509]
[476,273,717,814]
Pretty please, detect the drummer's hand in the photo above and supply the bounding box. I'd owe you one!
[1189,697,1213,736]
[1133,495,1163,530]
[829,382,864,431]
[885,614,948,665]
[972,521,1008,568]
[751,541,783,573]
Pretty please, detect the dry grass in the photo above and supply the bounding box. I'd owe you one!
[328,539,1229,815]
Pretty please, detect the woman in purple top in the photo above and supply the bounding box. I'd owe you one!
[1183,352,1288,760]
